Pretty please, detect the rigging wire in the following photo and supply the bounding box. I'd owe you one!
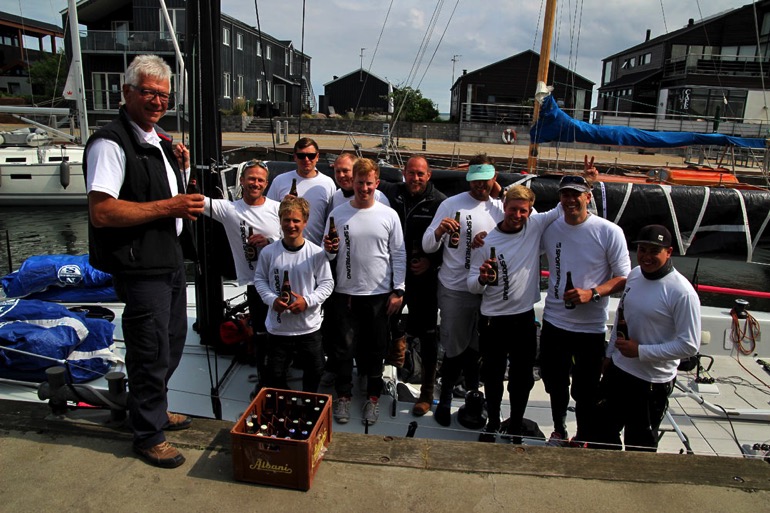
[252,0,278,160]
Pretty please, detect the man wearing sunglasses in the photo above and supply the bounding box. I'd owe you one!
[539,174,631,448]
[85,55,204,469]
[266,138,336,246]
[203,160,281,392]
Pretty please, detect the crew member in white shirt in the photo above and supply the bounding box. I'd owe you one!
[422,154,505,427]
[329,152,390,210]
[595,225,700,451]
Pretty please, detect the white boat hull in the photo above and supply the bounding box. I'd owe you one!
[0,146,86,206]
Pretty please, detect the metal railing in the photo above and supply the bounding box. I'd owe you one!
[593,109,769,138]
[663,53,770,79]
[78,30,182,54]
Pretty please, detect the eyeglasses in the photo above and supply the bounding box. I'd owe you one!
[245,159,268,170]
[128,84,174,104]
[295,152,318,160]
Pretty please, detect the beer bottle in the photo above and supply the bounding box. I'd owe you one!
[564,271,576,309]
[615,307,628,340]
[280,271,293,305]
[448,211,461,249]
[327,217,339,254]
[289,178,298,197]
[245,227,257,261]
[186,172,199,194]
[488,247,499,286]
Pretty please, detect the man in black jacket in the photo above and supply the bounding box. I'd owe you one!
[84,55,204,468]
[380,156,446,416]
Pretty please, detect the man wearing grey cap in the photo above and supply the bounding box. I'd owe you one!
[540,174,631,447]
[594,224,700,451]
[422,153,505,426]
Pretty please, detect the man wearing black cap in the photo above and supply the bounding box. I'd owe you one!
[594,224,700,451]
[540,174,631,447]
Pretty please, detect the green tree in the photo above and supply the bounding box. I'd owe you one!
[387,86,440,122]
[28,51,69,103]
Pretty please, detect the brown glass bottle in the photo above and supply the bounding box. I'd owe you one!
[245,227,257,261]
[280,271,293,305]
[327,216,339,254]
[448,211,461,249]
[289,178,298,197]
[564,271,575,309]
[186,173,199,194]
[615,307,628,339]
[488,247,499,286]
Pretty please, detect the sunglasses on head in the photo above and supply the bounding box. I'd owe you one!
[245,159,268,170]
[295,152,318,160]
[560,175,588,186]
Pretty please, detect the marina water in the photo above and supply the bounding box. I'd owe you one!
[2,205,769,313]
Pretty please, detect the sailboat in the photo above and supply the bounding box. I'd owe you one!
[0,0,769,463]
[0,0,89,207]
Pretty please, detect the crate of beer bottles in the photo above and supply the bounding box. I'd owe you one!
[231,388,333,490]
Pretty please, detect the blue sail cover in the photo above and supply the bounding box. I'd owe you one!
[530,95,766,149]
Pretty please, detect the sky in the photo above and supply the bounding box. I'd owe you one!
[11,0,756,111]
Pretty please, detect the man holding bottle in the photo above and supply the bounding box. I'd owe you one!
[467,185,561,442]
[422,153,505,426]
[323,158,406,425]
[595,225,700,451]
[539,174,631,447]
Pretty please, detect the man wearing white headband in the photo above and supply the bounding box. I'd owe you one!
[422,154,504,427]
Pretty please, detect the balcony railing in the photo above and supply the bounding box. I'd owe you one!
[459,102,590,124]
[663,53,770,79]
[593,109,769,138]
[78,30,182,54]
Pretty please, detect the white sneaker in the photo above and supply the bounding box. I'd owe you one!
[333,397,351,424]
[362,398,379,425]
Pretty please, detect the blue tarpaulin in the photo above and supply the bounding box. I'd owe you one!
[530,95,766,149]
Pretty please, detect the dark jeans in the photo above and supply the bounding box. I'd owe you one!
[593,362,675,451]
[246,285,269,380]
[539,319,605,441]
[390,272,439,387]
[479,310,537,434]
[330,292,390,398]
[113,266,187,449]
[265,329,324,392]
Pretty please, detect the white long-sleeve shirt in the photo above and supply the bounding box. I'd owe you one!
[254,239,334,336]
[266,170,336,245]
[468,206,561,316]
[607,266,701,383]
[325,201,406,295]
[204,198,281,285]
[541,214,631,333]
[422,192,505,292]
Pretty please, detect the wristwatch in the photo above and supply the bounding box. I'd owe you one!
[591,288,601,302]
[393,289,405,298]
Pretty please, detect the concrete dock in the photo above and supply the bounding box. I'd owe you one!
[1,399,769,512]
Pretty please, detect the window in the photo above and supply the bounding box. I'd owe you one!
[762,13,770,36]
[274,84,286,103]
[640,53,651,65]
[621,57,636,69]
[266,45,272,60]
[266,80,271,100]
[602,61,613,85]
[223,27,230,46]
[237,33,243,50]
[256,79,262,100]
[160,9,185,39]
[92,72,124,110]
[237,75,244,97]
[223,72,231,98]
[257,42,262,56]
[286,49,290,72]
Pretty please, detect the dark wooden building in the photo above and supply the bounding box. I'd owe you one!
[598,0,770,122]
[320,68,391,116]
[66,0,312,128]
[449,50,594,122]
[0,11,64,96]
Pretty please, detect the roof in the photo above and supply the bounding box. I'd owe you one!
[323,68,391,88]
[0,10,65,34]
[598,69,662,90]
[452,49,594,88]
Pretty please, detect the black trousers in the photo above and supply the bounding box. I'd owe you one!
[593,362,674,451]
[114,266,187,449]
[479,309,537,434]
[265,329,324,393]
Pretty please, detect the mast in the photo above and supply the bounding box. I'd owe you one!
[187,0,225,360]
[526,0,558,174]
[66,0,89,144]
